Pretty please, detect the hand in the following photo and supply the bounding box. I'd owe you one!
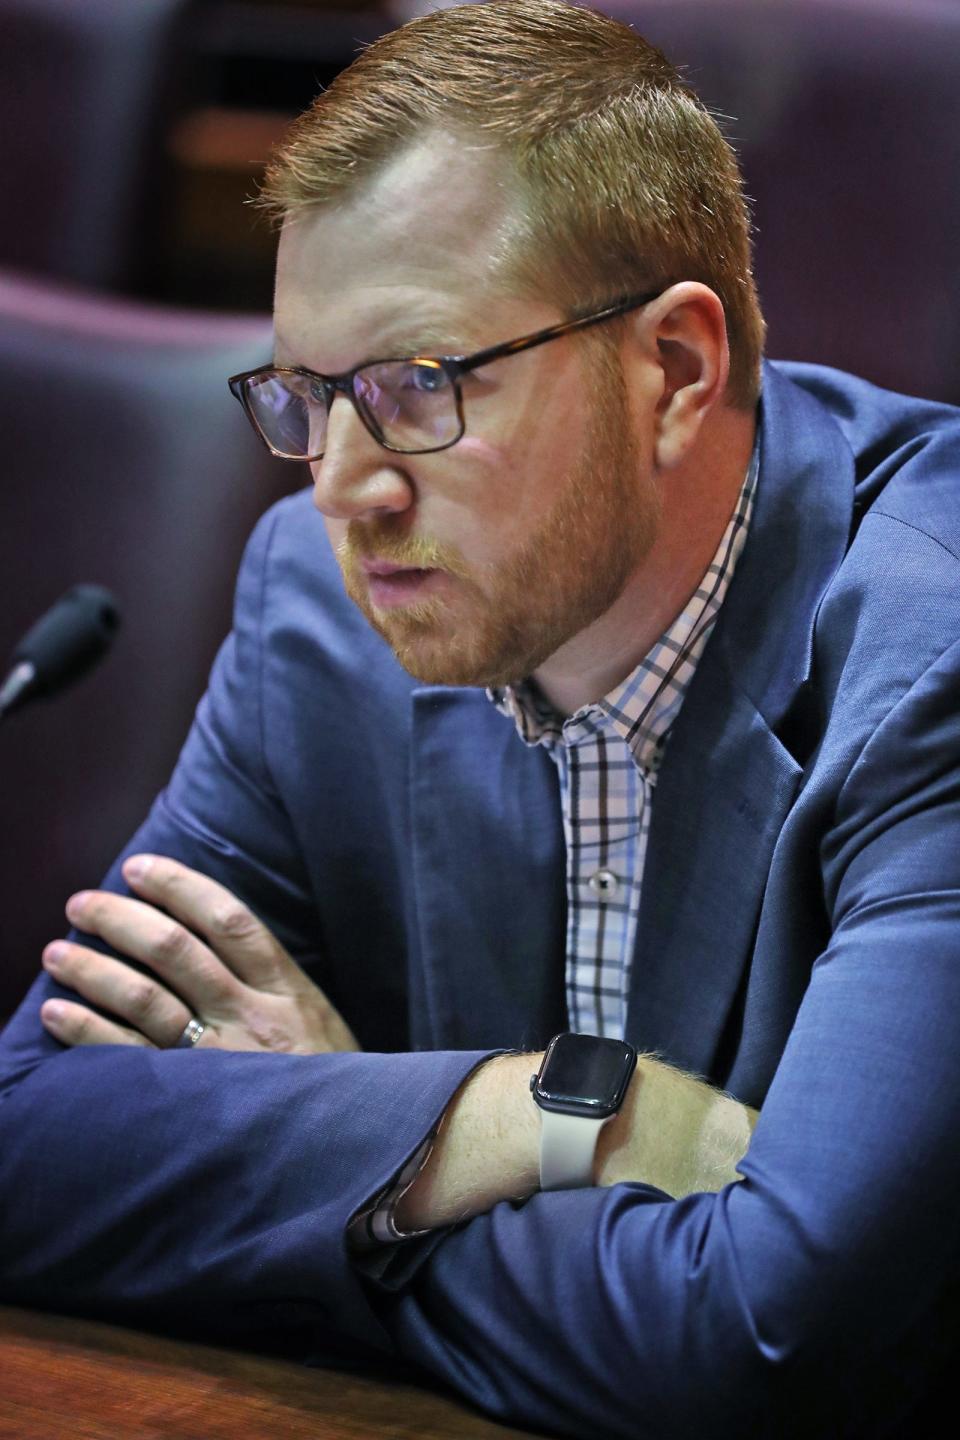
[39,854,360,1054]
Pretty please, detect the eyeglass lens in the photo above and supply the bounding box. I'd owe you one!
[243,360,462,458]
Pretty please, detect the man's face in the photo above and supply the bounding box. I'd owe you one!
[274,134,659,689]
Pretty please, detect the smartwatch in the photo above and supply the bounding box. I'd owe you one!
[530,1032,637,1190]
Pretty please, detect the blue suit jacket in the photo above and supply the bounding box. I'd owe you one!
[2,361,960,1437]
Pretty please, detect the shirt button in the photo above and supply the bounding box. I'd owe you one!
[588,868,620,898]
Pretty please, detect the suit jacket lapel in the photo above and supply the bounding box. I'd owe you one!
[408,687,567,1052]
[626,363,856,1078]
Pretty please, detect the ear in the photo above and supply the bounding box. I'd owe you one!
[636,283,730,470]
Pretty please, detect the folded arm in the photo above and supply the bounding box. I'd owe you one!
[395,1049,757,1233]
[9,744,956,1440]
[26,849,758,1244]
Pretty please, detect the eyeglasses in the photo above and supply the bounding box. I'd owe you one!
[228,289,661,461]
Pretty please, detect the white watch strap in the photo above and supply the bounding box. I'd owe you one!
[539,1108,606,1190]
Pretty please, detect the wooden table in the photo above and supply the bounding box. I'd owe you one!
[0,1305,548,1439]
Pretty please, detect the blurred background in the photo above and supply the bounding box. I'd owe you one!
[1,0,958,1019]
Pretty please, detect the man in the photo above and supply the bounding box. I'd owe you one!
[2,2,959,1435]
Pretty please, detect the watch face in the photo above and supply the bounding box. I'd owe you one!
[536,1033,637,1117]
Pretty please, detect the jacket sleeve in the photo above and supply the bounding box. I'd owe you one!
[358,639,960,1439]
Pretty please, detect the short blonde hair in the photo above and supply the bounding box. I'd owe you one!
[259,0,765,408]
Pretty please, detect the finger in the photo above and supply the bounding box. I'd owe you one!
[43,940,194,1048]
[40,996,154,1048]
[120,855,292,991]
[64,888,243,1015]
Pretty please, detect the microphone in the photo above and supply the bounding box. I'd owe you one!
[0,585,121,722]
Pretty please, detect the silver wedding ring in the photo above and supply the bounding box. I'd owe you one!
[175,1017,207,1049]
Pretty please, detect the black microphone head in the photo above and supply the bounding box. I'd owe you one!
[11,584,121,700]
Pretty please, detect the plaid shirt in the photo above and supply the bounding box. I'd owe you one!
[493,445,759,1039]
[352,445,758,1245]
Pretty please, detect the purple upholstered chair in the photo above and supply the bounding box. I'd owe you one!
[602,0,960,405]
[0,0,191,291]
[0,272,301,1018]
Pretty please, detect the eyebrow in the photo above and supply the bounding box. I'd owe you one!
[382,319,493,355]
[273,323,486,371]
[383,335,463,356]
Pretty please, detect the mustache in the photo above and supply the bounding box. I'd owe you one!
[338,522,471,579]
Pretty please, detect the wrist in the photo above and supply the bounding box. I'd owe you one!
[531,1033,638,1190]
[394,1052,542,1231]
[593,1059,642,1184]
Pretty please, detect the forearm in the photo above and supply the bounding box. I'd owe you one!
[396,1050,757,1230]
[597,1050,758,1197]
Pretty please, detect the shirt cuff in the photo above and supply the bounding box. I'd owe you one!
[347,1047,524,1253]
[347,1128,440,1251]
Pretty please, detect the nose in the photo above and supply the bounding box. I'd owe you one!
[311,392,414,521]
